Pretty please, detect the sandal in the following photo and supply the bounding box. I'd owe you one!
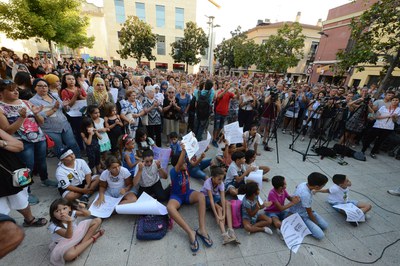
[23,217,48,227]
[190,235,199,253]
[196,229,213,247]
[92,229,105,243]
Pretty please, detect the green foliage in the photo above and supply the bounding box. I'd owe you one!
[336,0,400,89]
[117,16,157,65]
[214,26,247,70]
[0,0,94,50]
[170,21,208,72]
[256,22,305,73]
[234,39,258,69]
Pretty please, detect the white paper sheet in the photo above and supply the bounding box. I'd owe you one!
[110,88,118,103]
[245,170,263,190]
[152,146,172,170]
[333,203,365,222]
[224,122,243,144]
[237,194,263,205]
[115,192,168,215]
[88,194,123,218]
[281,213,311,253]
[181,131,199,160]
[66,100,87,117]
[195,131,211,157]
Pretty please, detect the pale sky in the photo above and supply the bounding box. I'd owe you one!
[196,0,351,43]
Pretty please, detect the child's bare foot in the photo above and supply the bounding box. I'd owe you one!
[92,229,105,243]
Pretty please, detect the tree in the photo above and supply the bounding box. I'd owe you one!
[214,26,247,71]
[234,39,258,69]
[336,0,400,92]
[256,22,305,74]
[170,21,208,72]
[117,16,157,65]
[0,0,94,61]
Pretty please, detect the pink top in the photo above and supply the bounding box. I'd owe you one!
[265,188,290,213]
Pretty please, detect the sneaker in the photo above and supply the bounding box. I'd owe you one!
[364,214,372,220]
[301,136,305,141]
[227,228,240,244]
[28,194,39,205]
[264,146,273,152]
[264,227,273,235]
[212,140,219,148]
[370,153,377,159]
[222,232,235,245]
[41,179,58,187]
[387,189,400,196]
[282,129,286,134]
[277,229,284,241]
[79,195,89,204]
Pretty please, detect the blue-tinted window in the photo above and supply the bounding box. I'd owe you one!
[115,0,125,23]
[175,8,184,29]
[136,2,145,21]
[157,35,166,55]
[156,5,165,28]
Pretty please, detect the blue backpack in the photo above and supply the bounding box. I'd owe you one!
[136,215,168,240]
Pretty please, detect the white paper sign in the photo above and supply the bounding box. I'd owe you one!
[333,203,365,222]
[237,194,263,206]
[224,122,243,144]
[66,100,87,117]
[195,131,211,157]
[115,192,168,215]
[88,194,123,218]
[245,170,263,190]
[152,146,171,170]
[181,131,199,160]
[110,88,118,103]
[281,213,311,253]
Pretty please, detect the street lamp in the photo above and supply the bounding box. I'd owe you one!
[206,16,221,75]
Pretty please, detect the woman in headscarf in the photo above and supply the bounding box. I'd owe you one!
[86,77,114,117]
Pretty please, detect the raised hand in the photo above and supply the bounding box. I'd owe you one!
[31,105,44,115]
[18,107,27,118]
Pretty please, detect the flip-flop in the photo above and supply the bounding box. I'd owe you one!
[92,229,105,243]
[190,235,199,253]
[23,217,48,227]
[196,229,213,247]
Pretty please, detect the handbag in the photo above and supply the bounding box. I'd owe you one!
[0,163,33,188]
[45,134,55,149]
[141,114,148,126]
[136,215,168,240]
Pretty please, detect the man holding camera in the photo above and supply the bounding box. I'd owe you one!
[260,88,281,150]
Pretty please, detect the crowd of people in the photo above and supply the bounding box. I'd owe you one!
[1,47,399,264]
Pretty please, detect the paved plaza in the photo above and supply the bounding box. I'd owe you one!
[3,133,400,266]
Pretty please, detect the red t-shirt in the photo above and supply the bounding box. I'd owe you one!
[215,91,234,116]
[61,87,87,101]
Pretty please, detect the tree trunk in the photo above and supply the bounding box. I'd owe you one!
[48,40,57,67]
[376,49,400,97]
[185,62,188,74]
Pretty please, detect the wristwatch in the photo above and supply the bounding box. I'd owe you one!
[0,140,7,148]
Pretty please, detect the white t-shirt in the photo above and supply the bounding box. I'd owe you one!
[55,159,91,189]
[373,105,400,130]
[225,161,245,184]
[100,166,131,189]
[48,210,77,243]
[134,160,160,187]
[243,131,261,151]
[328,184,349,204]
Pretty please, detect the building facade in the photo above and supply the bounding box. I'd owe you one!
[246,16,321,82]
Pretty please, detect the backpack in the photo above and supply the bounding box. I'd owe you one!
[333,144,355,157]
[230,200,242,228]
[196,90,211,121]
[136,215,168,240]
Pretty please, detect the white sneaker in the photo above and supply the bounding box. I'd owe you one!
[264,227,273,235]
[364,214,372,220]
[276,229,284,240]
[387,189,400,196]
[222,232,235,245]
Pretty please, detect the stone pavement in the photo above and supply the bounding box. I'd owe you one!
[3,133,400,266]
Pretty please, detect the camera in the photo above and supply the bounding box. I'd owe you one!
[364,96,371,104]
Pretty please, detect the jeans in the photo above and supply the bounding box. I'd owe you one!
[194,119,208,141]
[213,113,227,130]
[146,124,162,147]
[17,140,48,181]
[67,116,84,150]
[189,158,211,180]
[302,211,328,240]
[138,180,171,202]
[46,126,81,158]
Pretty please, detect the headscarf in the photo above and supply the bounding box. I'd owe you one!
[92,77,108,103]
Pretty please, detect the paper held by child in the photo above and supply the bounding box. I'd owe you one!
[152,146,172,170]
[115,192,168,215]
[245,170,263,190]
[181,131,199,160]
[66,100,87,117]
[195,131,211,157]
[89,195,123,218]
[281,213,311,253]
[224,122,243,144]
[333,203,366,222]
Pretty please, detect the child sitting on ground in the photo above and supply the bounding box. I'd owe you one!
[225,151,256,196]
[288,172,329,240]
[238,182,274,235]
[200,166,240,245]
[314,174,372,225]
[169,132,182,157]
[167,143,213,253]
[265,175,300,239]
[243,123,262,155]
[244,150,270,182]
[135,128,156,158]
[119,134,140,177]
[48,198,104,265]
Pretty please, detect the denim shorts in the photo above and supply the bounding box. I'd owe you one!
[170,189,195,205]
[214,113,227,130]
[205,194,221,208]
[266,210,288,220]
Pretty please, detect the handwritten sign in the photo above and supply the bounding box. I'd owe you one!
[152,146,171,170]
[333,203,365,223]
[181,131,199,160]
[195,131,211,157]
[224,122,243,144]
[88,194,123,218]
[245,170,263,190]
[281,213,311,253]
